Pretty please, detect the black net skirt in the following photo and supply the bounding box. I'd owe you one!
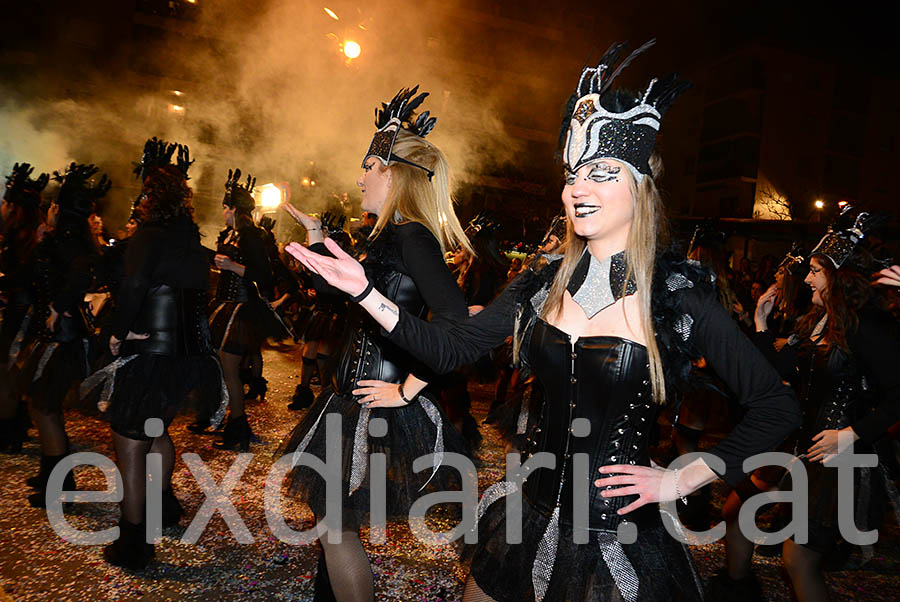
[11,336,91,414]
[208,301,263,355]
[303,309,343,342]
[87,352,226,440]
[278,387,469,529]
[464,497,703,602]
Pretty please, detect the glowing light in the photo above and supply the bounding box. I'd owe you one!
[814,199,824,209]
[257,183,282,209]
[310,180,317,187]
[169,104,185,114]
[837,200,848,208]
[172,90,183,96]
[302,177,310,187]
[185,0,196,4]
[343,40,361,59]
[324,7,339,20]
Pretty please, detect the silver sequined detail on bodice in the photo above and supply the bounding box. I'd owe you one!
[674,313,694,342]
[665,272,693,291]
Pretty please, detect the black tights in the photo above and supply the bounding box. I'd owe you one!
[463,576,497,602]
[318,529,374,602]
[32,409,68,456]
[113,430,176,524]
[783,539,829,601]
[220,350,244,419]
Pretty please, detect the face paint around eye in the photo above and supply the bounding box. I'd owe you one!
[564,170,577,185]
[587,162,621,183]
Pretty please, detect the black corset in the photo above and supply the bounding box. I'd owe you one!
[214,242,250,303]
[121,285,212,356]
[521,319,660,532]
[333,268,429,394]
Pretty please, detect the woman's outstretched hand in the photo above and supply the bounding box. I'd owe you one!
[281,202,324,244]
[873,265,900,288]
[286,238,369,298]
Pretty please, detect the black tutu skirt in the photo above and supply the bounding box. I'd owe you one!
[11,334,91,413]
[209,300,289,355]
[465,496,703,602]
[303,309,342,342]
[278,387,469,529]
[83,352,227,440]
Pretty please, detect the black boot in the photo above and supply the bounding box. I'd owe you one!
[705,569,763,602]
[313,551,338,602]
[244,376,268,401]
[288,384,314,410]
[28,454,77,508]
[161,488,184,528]
[213,414,252,451]
[104,519,154,571]
[0,418,23,453]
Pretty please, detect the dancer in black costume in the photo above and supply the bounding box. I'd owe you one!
[82,139,227,569]
[714,208,900,602]
[206,169,287,449]
[14,163,109,508]
[1,163,48,453]
[279,86,473,602]
[288,42,801,602]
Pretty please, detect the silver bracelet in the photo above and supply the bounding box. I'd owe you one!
[673,468,688,504]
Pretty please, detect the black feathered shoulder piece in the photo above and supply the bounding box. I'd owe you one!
[650,251,713,406]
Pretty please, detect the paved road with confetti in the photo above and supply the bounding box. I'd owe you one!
[1,342,898,601]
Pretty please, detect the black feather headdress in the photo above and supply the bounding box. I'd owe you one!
[4,162,49,209]
[561,39,690,180]
[362,86,437,180]
[52,163,111,218]
[133,137,193,182]
[223,168,256,214]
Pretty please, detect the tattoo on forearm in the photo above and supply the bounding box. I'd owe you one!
[378,303,399,317]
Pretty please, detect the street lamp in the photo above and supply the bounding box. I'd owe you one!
[343,40,361,59]
[814,199,824,210]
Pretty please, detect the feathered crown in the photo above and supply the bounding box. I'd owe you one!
[259,215,276,233]
[223,168,256,214]
[778,243,806,274]
[4,162,49,209]
[687,218,726,255]
[362,86,437,180]
[133,137,193,182]
[320,211,347,237]
[810,205,890,271]
[465,211,501,238]
[561,39,690,181]
[52,163,111,218]
[541,213,567,246]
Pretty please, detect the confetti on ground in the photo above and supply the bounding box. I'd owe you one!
[1,343,897,600]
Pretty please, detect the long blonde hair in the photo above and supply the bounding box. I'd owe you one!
[370,129,473,256]
[541,153,669,404]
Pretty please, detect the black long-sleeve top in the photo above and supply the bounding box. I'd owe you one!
[112,216,209,340]
[754,306,900,445]
[386,257,801,486]
[311,222,468,387]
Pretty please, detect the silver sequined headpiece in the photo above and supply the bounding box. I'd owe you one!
[562,40,690,182]
[810,205,887,270]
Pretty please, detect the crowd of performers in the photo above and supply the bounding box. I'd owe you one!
[1,38,900,602]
